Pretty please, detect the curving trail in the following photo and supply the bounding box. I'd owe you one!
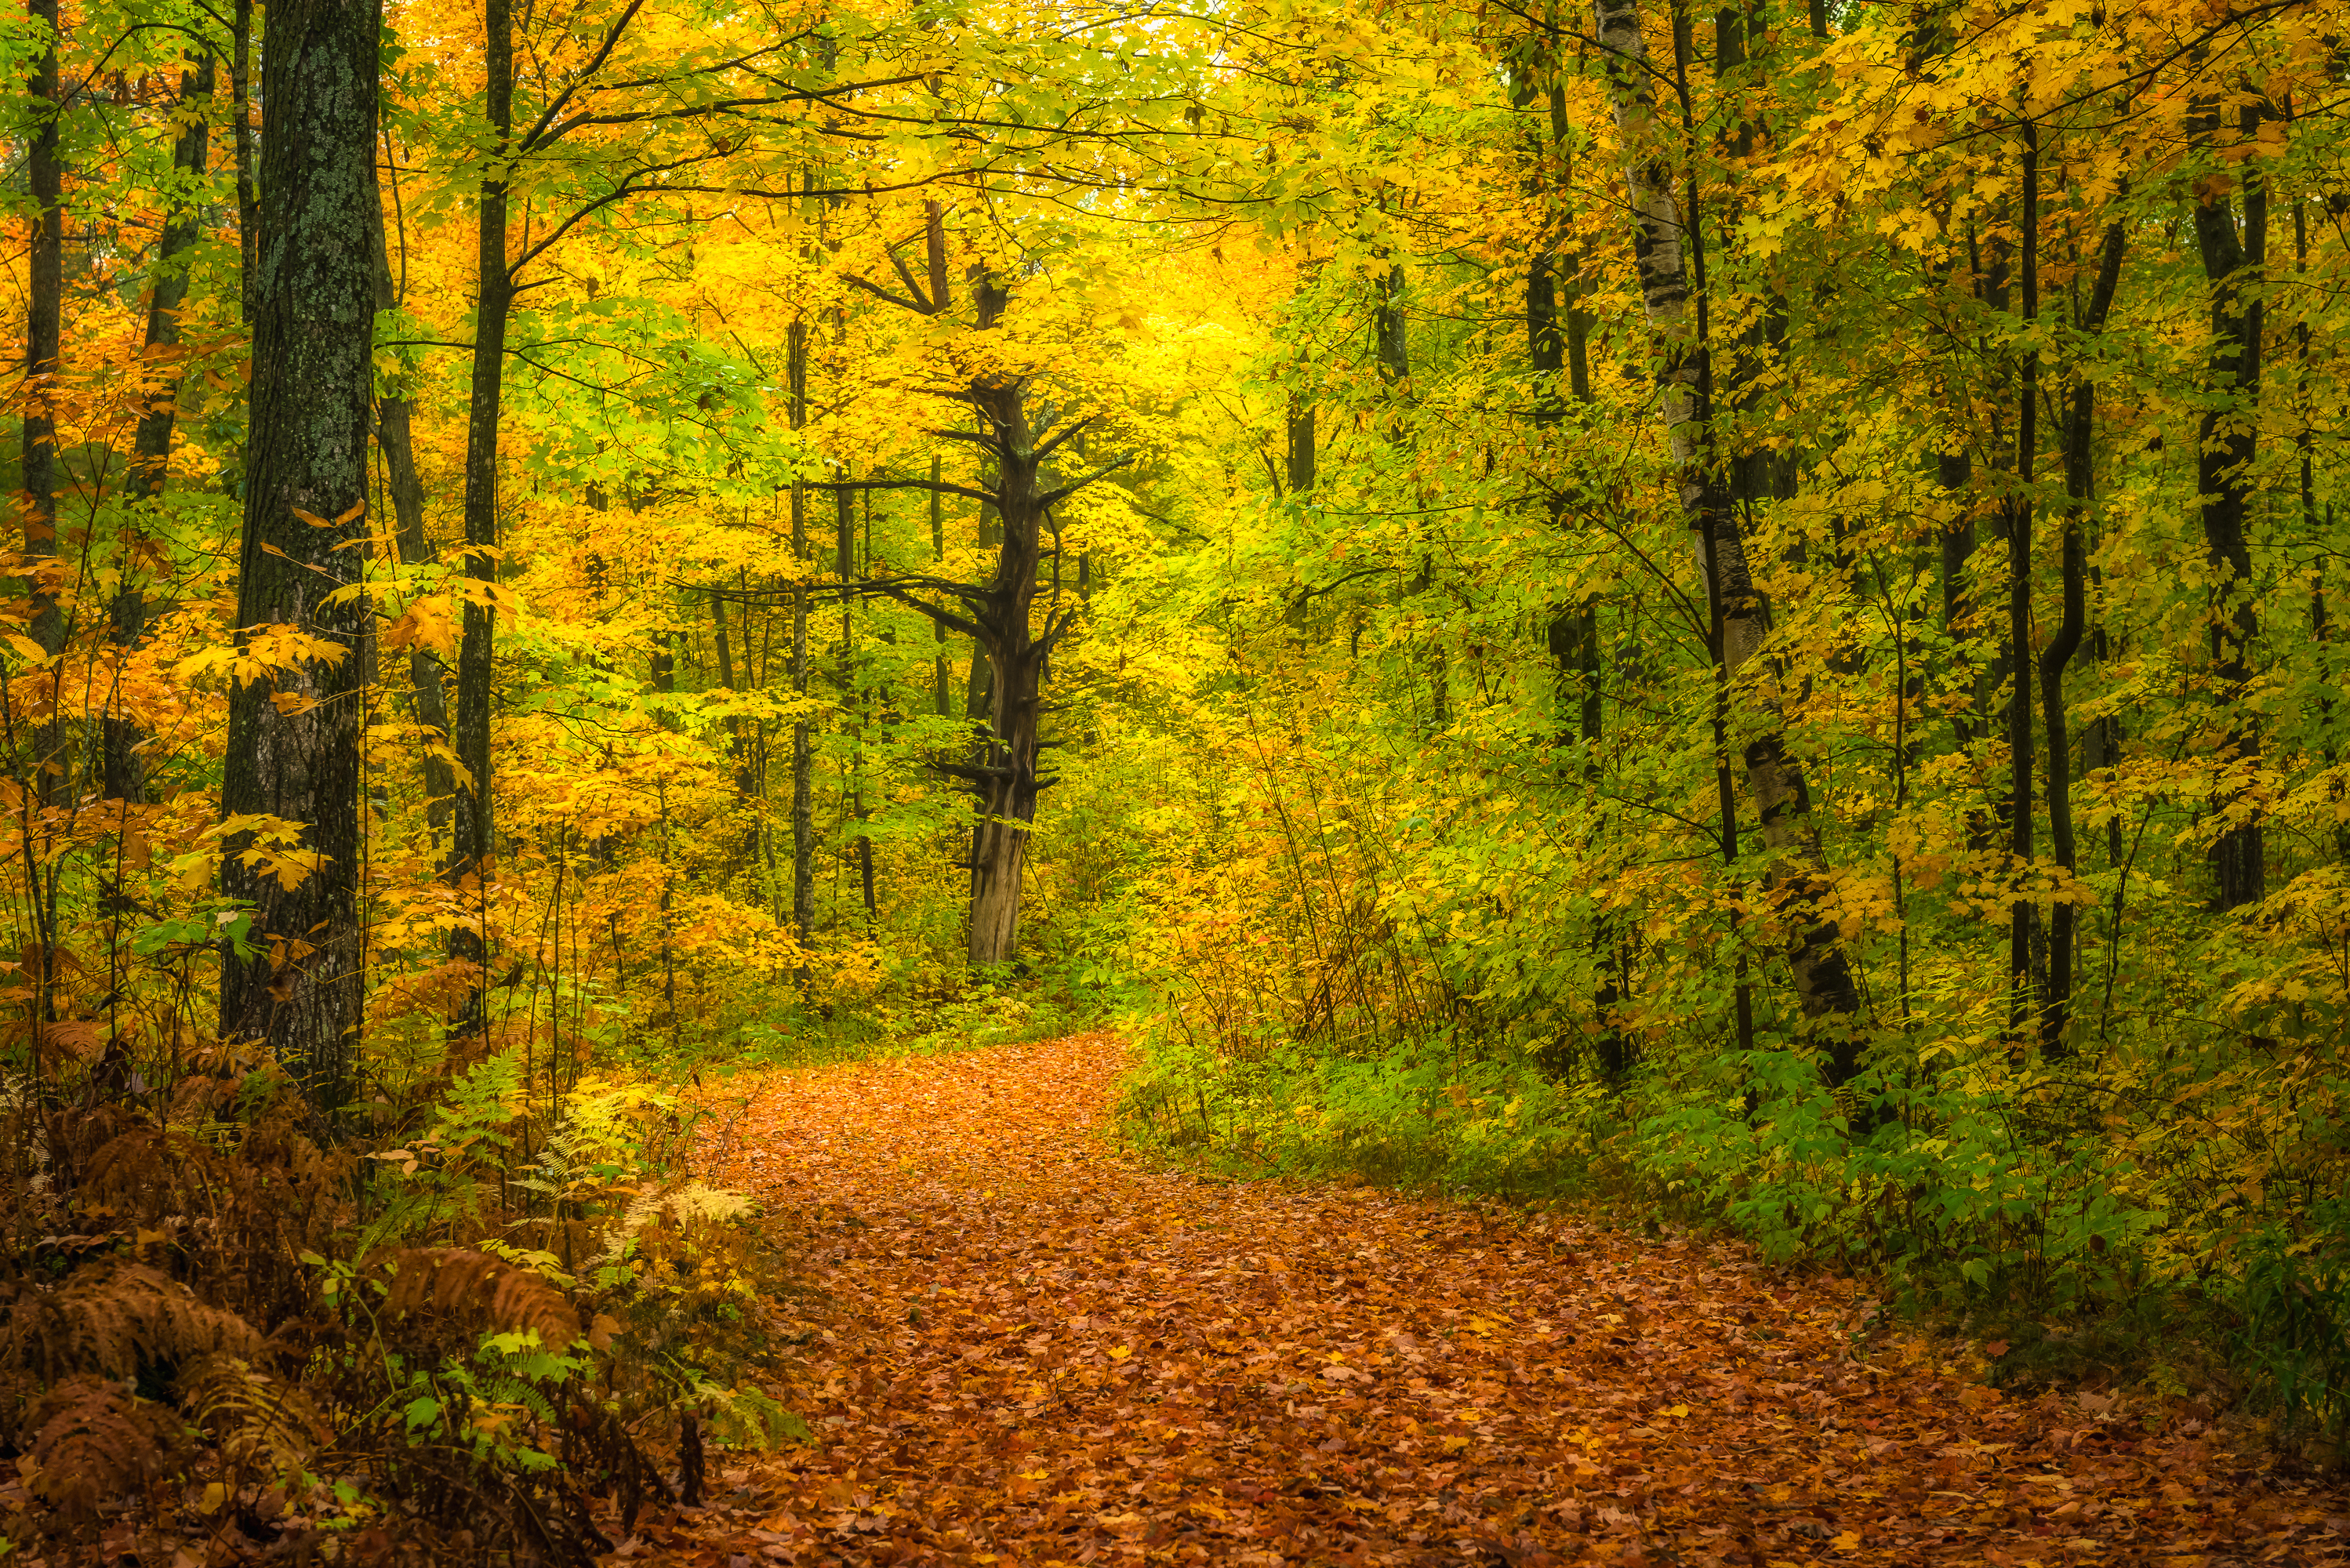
[642,1032,2347,1566]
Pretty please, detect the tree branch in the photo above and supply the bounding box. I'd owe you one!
[1035,456,1134,510]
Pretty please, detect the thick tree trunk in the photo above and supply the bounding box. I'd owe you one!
[218,0,380,1115]
[447,0,513,1034]
[959,382,1051,968]
[1593,0,1861,1063]
[2191,103,2268,910]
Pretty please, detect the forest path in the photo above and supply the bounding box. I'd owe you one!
[652,1032,2343,1566]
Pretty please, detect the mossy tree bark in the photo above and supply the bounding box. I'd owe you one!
[218,0,380,1115]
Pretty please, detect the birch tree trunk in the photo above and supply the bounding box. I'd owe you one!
[1592,0,1861,1062]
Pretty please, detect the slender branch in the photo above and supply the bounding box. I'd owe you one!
[514,0,648,154]
[1035,456,1134,510]
[803,477,1001,507]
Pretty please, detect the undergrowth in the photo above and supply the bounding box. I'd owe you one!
[0,1043,802,1564]
[1117,1004,2350,1462]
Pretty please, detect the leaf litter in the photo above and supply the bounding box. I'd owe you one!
[634,1033,2350,1566]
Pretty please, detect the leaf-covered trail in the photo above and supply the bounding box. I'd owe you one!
[659,1033,2345,1566]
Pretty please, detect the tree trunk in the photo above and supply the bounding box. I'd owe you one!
[961,381,1051,967]
[370,191,455,839]
[23,0,64,675]
[1522,56,1625,1079]
[932,458,951,716]
[2006,129,2042,1040]
[104,58,214,801]
[1285,393,1315,497]
[1938,448,1977,759]
[218,0,380,1116]
[2039,221,2124,1054]
[1593,0,1861,1066]
[448,0,513,1034]
[2191,103,2268,909]
[232,0,258,322]
[787,315,815,957]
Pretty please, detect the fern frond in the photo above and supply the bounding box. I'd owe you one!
[0,1262,264,1390]
[373,1247,582,1350]
[25,1377,182,1519]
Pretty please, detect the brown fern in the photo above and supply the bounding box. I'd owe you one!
[372,1247,581,1350]
[0,1261,264,1388]
[24,1376,183,1519]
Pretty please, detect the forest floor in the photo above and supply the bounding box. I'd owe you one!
[632,1032,2350,1567]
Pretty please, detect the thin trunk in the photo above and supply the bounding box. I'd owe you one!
[1938,449,1978,757]
[107,58,215,801]
[448,0,513,1036]
[1286,392,1316,497]
[2007,127,2041,1039]
[23,0,64,673]
[787,316,814,955]
[932,457,950,717]
[232,0,258,322]
[2192,100,2268,909]
[371,186,454,837]
[1377,266,1445,729]
[836,471,874,931]
[2300,200,2349,864]
[1524,73,1625,1077]
[218,0,380,1116]
[2040,220,2125,1054]
[1594,0,1858,1069]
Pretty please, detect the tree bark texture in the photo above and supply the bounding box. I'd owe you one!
[218,0,381,1114]
[1592,0,1861,1055]
[956,381,1055,967]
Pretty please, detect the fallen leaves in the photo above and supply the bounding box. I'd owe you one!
[645,1033,2350,1566]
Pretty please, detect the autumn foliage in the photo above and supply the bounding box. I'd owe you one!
[4,0,2350,1554]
